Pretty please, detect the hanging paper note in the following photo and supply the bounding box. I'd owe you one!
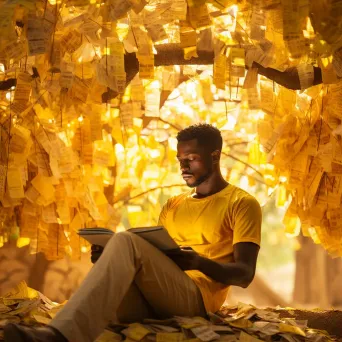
[7,168,25,199]
[61,30,82,53]
[230,48,245,78]
[60,62,75,89]
[250,9,266,41]
[31,174,55,201]
[146,24,168,43]
[243,68,258,89]
[213,54,226,90]
[180,29,197,48]
[282,0,301,40]
[138,54,154,79]
[188,4,211,29]
[247,87,260,110]
[0,165,7,200]
[27,15,46,55]
[14,73,32,102]
[71,77,89,103]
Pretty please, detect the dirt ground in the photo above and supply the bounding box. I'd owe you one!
[276,309,342,338]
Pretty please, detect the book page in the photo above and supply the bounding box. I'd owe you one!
[129,226,179,250]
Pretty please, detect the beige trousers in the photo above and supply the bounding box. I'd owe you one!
[50,231,206,342]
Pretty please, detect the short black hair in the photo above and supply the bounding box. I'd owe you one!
[176,124,223,152]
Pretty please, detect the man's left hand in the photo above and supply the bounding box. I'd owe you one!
[165,247,203,271]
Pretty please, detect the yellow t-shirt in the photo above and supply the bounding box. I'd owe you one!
[158,183,262,313]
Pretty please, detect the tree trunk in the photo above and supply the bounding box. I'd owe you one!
[293,234,342,307]
[248,274,290,307]
[27,252,51,292]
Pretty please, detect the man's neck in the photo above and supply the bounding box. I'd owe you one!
[192,173,228,199]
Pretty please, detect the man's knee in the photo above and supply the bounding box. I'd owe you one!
[109,231,146,259]
[112,231,155,253]
[116,231,133,238]
[113,231,144,246]
[112,231,134,243]
[104,231,137,256]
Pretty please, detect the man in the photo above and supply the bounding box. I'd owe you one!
[4,124,262,342]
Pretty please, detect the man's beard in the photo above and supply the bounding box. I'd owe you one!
[187,170,212,188]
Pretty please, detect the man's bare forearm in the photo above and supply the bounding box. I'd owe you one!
[197,256,254,288]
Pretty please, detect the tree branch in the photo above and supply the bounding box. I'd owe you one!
[116,184,185,206]
[222,151,264,179]
[0,78,16,91]
[157,117,183,131]
[124,45,214,85]
[0,45,323,92]
[253,62,323,90]
[123,44,323,91]
[116,168,265,207]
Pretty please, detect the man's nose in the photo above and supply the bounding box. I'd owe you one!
[180,160,190,171]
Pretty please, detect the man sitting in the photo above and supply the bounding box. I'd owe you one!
[5,124,261,342]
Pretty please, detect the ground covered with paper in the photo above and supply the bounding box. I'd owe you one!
[0,282,341,342]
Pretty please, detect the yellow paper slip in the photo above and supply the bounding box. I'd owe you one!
[278,323,306,337]
[2,281,37,300]
[122,323,152,341]
[191,325,220,341]
[47,305,63,319]
[229,319,253,329]
[138,55,154,80]
[95,330,122,342]
[213,55,226,90]
[0,303,11,313]
[31,174,56,201]
[7,168,25,199]
[239,332,263,342]
[157,333,185,342]
[33,314,52,325]
[0,164,7,200]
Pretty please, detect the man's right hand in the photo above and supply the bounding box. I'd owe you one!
[91,245,104,264]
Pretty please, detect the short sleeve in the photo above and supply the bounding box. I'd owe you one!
[158,199,170,226]
[232,196,262,246]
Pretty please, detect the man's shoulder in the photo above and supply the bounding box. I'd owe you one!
[166,190,192,206]
[223,183,252,199]
[225,184,260,208]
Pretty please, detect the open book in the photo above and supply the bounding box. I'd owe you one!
[78,226,179,251]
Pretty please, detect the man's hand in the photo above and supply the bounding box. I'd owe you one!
[165,247,203,271]
[91,245,104,264]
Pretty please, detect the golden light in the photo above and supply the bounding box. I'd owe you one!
[16,237,30,248]
[308,227,321,244]
[239,175,249,191]
[279,176,288,183]
[115,143,125,154]
[5,92,12,101]
[149,149,161,159]
[81,245,89,253]
[127,205,142,213]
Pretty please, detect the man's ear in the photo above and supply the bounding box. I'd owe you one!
[212,150,220,164]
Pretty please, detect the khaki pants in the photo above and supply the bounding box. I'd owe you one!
[50,232,206,342]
